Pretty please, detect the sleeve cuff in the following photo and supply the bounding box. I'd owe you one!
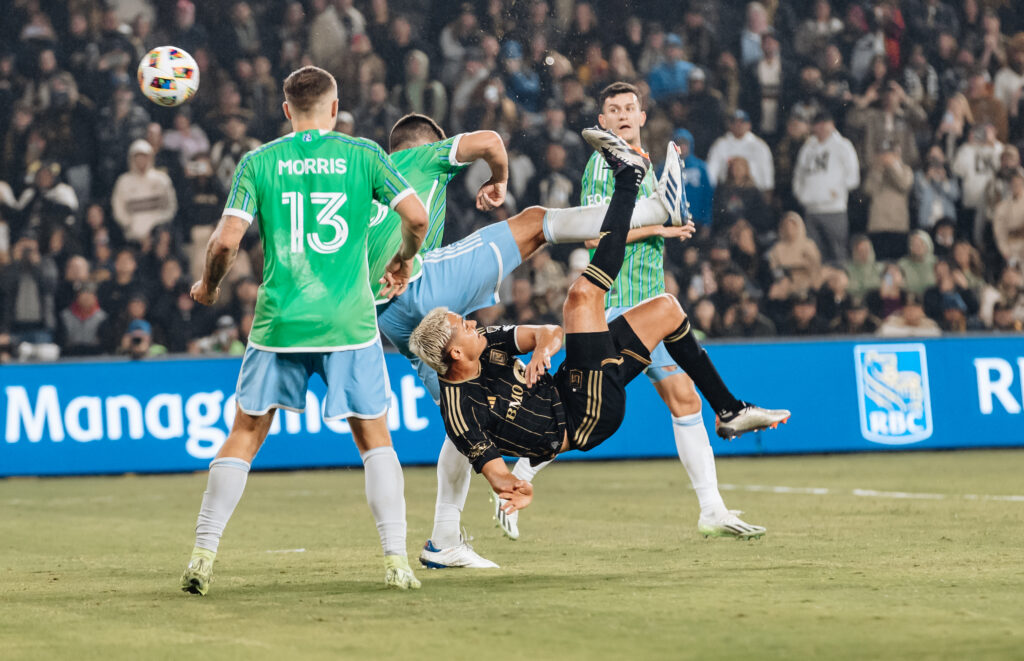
[389,187,416,209]
[512,326,522,353]
[448,133,469,167]
[471,448,504,473]
[223,208,254,224]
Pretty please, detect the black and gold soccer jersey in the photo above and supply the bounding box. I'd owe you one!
[437,326,566,472]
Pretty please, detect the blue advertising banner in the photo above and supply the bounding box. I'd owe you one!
[2,335,1024,476]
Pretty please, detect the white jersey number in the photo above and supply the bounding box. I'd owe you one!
[282,191,349,254]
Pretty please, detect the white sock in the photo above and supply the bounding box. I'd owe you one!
[195,457,251,553]
[361,446,407,557]
[543,196,668,243]
[511,457,550,483]
[431,437,472,548]
[672,412,728,520]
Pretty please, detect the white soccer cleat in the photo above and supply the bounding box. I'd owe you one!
[419,530,499,569]
[698,510,766,540]
[716,402,791,440]
[582,125,651,176]
[491,491,520,540]
[656,142,690,226]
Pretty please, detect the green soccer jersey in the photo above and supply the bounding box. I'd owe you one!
[365,134,469,301]
[581,150,662,308]
[224,129,414,351]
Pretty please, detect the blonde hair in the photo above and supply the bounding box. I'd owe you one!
[408,307,453,376]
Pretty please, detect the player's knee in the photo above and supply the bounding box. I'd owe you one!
[565,278,603,310]
[654,293,686,327]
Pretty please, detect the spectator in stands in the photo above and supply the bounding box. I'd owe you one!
[501,40,541,113]
[931,217,957,258]
[924,259,979,323]
[210,115,260,196]
[392,50,448,121]
[97,248,141,320]
[794,1,844,60]
[903,44,941,128]
[866,262,907,320]
[57,281,106,357]
[55,254,90,312]
[739,2,770,68]
[848,79,925,173]
[864,141,915,260]
[899,230,938,296]
[712,157,768,234]
[648,33,694,103]
[196,314,245,356]
[992,301,1022,331]
[952,122,1003,240]
[741,29,790,144]
[674,69,724,161]
[877,293,942,337]
[966,69,1009,142]
[34,72,96,207]
[992,167,1024,268]
[707,109,774,192]
[780,291,829,336]
[151,279,214,353]
[831,295,881,334]
[773,112,809,213]
[95,86,150,194]
[816,265,850,325]
[16,161,78,242]
[913,145,961,230]
[110,140,177,248]
[736,291,776,337]
[767,211,822,292]
[981,146,1021,248]
[164,109,210,167]
[792,111,860,262]
[935,92,973,162]
[0,233,58,346]
[356,81,402,148]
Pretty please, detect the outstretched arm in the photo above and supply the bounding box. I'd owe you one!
[456,130,509,210]
[480,458,533,513]
[191,214,249,305]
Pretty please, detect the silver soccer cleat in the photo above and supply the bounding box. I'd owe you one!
[716,402,791,440]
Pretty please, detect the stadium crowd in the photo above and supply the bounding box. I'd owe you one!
[2,0,1024,362]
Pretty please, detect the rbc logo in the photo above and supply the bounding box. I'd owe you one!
[854,344,933,444]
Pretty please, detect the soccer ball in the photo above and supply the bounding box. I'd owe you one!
[137,46,200,107]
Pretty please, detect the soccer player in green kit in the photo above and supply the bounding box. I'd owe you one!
[179,66,429,595]
[503,82,787,540]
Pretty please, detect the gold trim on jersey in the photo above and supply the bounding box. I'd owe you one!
[601,356,624,367]
[664,319,691,344]
[443,388,470,437]
[621,349,651,365]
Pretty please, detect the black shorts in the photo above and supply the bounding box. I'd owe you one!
[554,316,652,452]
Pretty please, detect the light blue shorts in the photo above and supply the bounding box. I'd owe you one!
[236,340,390,420]
[606,306,682,383]
[377,221,522,402]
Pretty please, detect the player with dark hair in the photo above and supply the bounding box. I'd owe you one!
[179,66,429,594]
[500,81,772,541]
[408,128,789,514]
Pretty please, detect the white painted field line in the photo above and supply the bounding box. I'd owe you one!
[266,548,306,553]
[719,484,1024,503]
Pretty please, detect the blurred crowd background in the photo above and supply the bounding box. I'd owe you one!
[3,0,1024,362]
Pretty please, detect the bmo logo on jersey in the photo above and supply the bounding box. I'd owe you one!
[854,344,934,445]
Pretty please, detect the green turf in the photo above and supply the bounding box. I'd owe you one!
[2,450,1023,660]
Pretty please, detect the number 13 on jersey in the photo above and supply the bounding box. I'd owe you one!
[282,191,349,254]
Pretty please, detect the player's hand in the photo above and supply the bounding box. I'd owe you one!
[476,178,506,211]
[524,348,551,387]
[191,280,219,306]
[380,254,414,299]
[498,480,533,513]
[657,221,696,241]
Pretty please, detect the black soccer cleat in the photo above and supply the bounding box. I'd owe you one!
[582,126,651,181]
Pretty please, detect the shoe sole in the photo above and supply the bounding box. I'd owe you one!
[717,415,790,440]
[180,577,208,595]
[490,493,519,540]
[581,129,651,171]
[699,527,767,541]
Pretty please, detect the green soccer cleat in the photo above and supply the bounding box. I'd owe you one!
[384,555,422,590]
[180,547,216,595]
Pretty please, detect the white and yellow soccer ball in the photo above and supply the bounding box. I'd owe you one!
[137,46,200,107]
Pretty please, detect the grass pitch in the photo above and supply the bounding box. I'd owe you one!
[2,450,1023,660]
